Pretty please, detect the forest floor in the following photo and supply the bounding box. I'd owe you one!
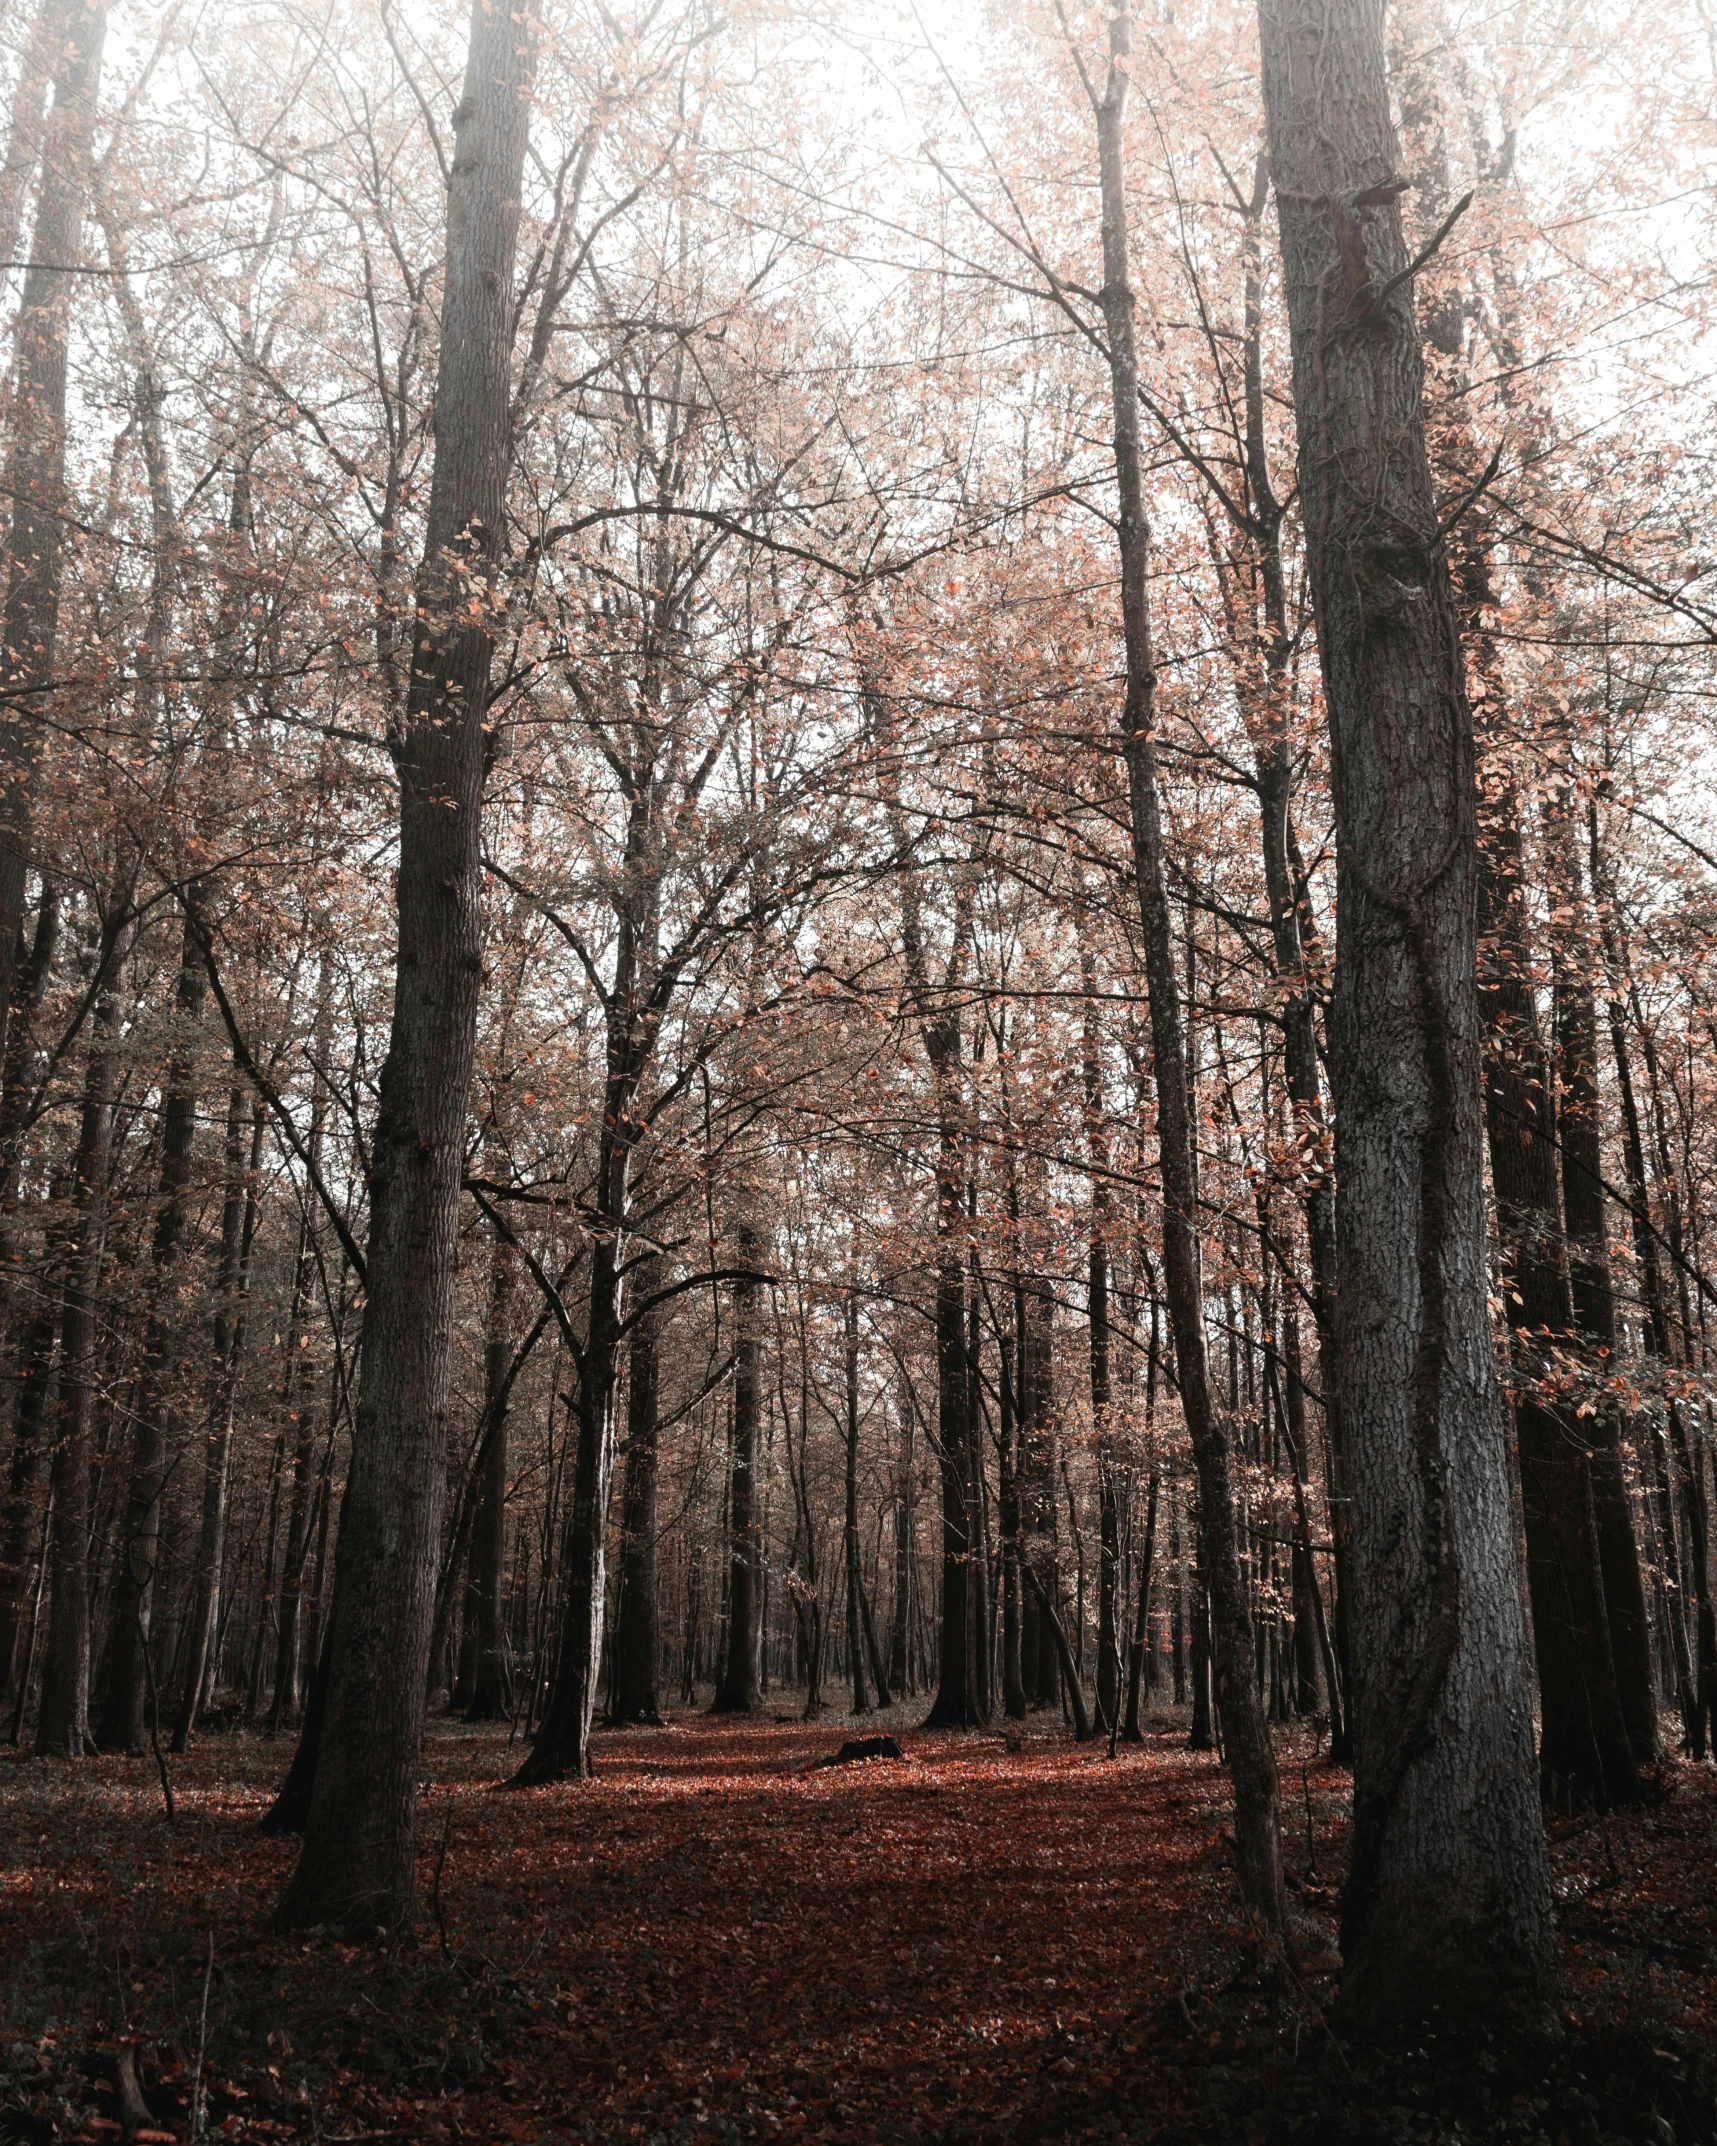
[1,1703,1714,2145]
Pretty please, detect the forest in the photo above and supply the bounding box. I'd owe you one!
[0,0,1713,2138]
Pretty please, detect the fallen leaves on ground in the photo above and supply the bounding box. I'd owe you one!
[0,1707,1712,2142]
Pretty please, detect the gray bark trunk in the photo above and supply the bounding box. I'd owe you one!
[0,0,106,1073]
[1257,0,1556,2024]
[1093,14,1284,1933]
[276,0,539,1930]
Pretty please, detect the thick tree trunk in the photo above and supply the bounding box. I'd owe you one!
[1093,18,1283,1935]
[713,1225,763,1714]
[275,0,539,1931]
[0,0,106,1074]
[1257,0,1556,2024]
[609,1256,662,1727]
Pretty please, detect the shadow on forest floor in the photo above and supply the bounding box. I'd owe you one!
[0,1706,1712,2143]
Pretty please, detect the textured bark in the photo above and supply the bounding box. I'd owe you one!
[0,0,106,1073]
[276,0,539,1930]
[1257,0,1555,2023]
[609,1256,662,1727]
[1093,17,1283,1934]
[713,1227,763,1714]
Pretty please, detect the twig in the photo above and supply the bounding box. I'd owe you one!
[1439,441,1503,539]
[431,1807,453,1961]
[1360,188,1472,322]
[140,1605,176,1826]
[190,1930,214,2142]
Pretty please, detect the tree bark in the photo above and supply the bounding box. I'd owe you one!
[713,1225,763,1714]
[465,1210,520,1722]
[1544,784,1655,1764]
[843,1290,870,1715]
[1257,0,1556,2023]
[35,919,125,1755]
[276,0,539,1931]
[609,1255,663,1726]
[97,916,207,1752]
[171,1091,262,1750]
[1092,15,1284,1935]
[0,0,106,1073]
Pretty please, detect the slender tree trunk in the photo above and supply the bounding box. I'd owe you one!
[609,1255,662,1726]
[999,1332,1026,1719]
[1475,755,1640,1808]
[1258,0,1555,2022]
[1544,787,1655,1763]
[97,917,208,1752]
[891,1389,915,1697]
[35,923,125,1755]
[466,1216,520,1722]
[276,0,539,1930]
[714,1224,763,1714]
[0,1221,59,1709]
[924,1071,983,1727]
[0,0,106,1072]
[844,1291,870,1715]
[1122,1470,1160,1743]
[1091,17,1283,1933]
[171,1090,262,1750]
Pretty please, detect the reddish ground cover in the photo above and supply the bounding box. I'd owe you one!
[0,1710,1712,2142]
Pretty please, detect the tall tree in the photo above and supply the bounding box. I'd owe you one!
[0,0,107,1072]
[1257,0,1556,2025]
[275,0,541,1932]
[1088,10,1285,1936]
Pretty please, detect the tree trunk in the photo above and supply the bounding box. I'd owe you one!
[35,922,125,1755]
[609,1256,662,1726]
[714,1225,763,1714]
[1257,0,1556,2023]
[0,0,106,1074]
[844,1292,870,1715]
[466,1215,520,1722]
[97,915,208,1753]
[1544,786,1655,1764]
[275,0,539,1931]
[1475,758,1640,1808]
[1092,17,1284,1935]
[171,1090,262,1750]
[1122,1470,1160,1743]
[924,1077,983,1727]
